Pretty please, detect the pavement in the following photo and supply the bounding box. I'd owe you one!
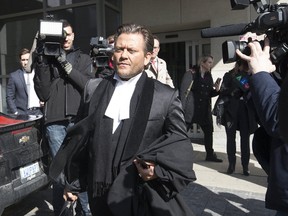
[181,130,276,216]
[2,130,277,216]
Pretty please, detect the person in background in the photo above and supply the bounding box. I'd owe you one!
[145,35,174,88]
[216,59,258,175]
[185,54,223,162]
[6,48,42,116]
[93,35,115,78]
[33,19,93,216]
[107,34,115,46]
[49,23,196,216]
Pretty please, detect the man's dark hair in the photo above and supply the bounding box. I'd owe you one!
[153,35,160,44]
[114,23,154,54]
[18,48,30,59]
[60,19,73,31]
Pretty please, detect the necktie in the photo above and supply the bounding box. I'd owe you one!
[152,59,157,72]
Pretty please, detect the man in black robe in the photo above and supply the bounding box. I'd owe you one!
[50,23,196,216]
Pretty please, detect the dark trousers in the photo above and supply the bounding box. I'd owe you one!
[199,123,214,157]
[187,122,214,157]
[225,101,250,168]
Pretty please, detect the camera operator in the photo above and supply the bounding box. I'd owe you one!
[91,36,115,78]
[236,38,288,215]
[33,19,94,216]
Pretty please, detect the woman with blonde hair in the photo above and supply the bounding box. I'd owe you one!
[184,54,222,162]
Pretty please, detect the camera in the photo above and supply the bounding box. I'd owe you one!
[37,17,66,56]
[202,0,288,66]
[90,36,114,68]
[222,40,250,64]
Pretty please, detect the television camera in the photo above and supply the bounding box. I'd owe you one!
[36,16,67,56]
[90,36,114,68]
[201,0,288,70]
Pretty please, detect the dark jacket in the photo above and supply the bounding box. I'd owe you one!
[6,69,28,114]
[34,48,93,125]
[217,70,258,134]
[50,72,196,216]
[250,72,288,211]
[191,69,219,125]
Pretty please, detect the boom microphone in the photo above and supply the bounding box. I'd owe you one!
[201,23,250,38]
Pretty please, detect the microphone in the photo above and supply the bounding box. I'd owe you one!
[201,23,250,38]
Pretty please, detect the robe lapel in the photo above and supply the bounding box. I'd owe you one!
[117,72,154,162]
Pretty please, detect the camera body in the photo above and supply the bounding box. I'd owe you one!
[90,36,114,68]
[222,1,288,65]
[222,40,250,64]
[37,18,66,56]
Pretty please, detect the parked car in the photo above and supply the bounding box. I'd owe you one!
[0,113,50,215]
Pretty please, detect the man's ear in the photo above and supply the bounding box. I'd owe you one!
[144,52,152,66]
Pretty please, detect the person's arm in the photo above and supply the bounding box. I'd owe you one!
[33,59,54,102]
[208,73,220,98]
[64,53,94,90]
[6,74,17,113]
[165,71,174,88]
[249,72,279,137]
[211,84,220,97]
[164,89,189,136]
[133,88,188,180]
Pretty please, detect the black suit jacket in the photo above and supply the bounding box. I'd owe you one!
[6,69,28,114]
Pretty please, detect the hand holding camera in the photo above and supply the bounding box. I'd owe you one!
[236,39,276,75]
[56,49,73,74]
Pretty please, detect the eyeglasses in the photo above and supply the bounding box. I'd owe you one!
[153,47,159,49]
[21,59,29,62]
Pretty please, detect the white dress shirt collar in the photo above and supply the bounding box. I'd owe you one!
[105,72,142,133]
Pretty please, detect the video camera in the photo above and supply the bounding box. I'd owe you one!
[90,36,114,68]
[36,16,66,56]
[201,0,288,68]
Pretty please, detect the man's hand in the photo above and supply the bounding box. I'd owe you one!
[63,189,78,202]
[56,49,73,74]
[133,157,158,181]
[236,38,276,75]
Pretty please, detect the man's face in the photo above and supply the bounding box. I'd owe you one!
[20,53,30,71]
[112,33,151,80]
[63,26,74,50]
[151,39,160,59]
